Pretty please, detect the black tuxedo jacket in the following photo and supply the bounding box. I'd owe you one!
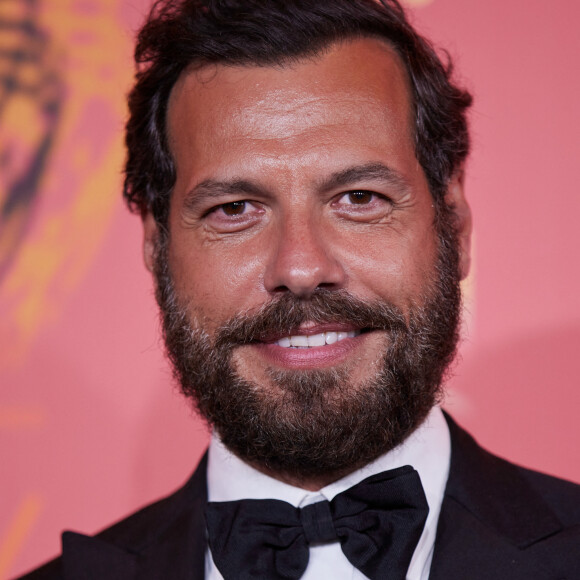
[20,415,580,579]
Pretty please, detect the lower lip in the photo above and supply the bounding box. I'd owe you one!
[250,333,369,369]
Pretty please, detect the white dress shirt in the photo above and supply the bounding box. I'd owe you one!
[206,406,450,580]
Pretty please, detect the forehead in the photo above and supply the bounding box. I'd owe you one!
[166,38,415,163]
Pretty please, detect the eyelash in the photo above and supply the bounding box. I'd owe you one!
[216,201,249,216]
[204,190,389,224]
[340,190,377,205]
[204,201,254,218]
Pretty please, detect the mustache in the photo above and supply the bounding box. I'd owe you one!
[213,289,409,348]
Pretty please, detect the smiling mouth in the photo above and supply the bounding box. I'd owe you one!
[249,325,374,369]
[274,330,361,348]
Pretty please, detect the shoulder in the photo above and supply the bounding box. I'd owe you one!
[97,453,208,550]
[16,454,208,580]
[445,412,580,518]
[517,463,580,525]
[431,413,580,579]
[15,559,64,580]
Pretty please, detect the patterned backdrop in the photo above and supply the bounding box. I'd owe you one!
[2,0,579,577]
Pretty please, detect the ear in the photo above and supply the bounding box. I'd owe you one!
[142,211,158,273]
[446,169,472,281]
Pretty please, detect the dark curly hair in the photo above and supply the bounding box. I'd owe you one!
[124,0,472,227]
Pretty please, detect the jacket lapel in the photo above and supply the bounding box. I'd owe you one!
[61,454,208,580]
[429,415,563,579]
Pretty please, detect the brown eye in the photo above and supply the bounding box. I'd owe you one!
[347,191,373,204]
[221,201,246,216]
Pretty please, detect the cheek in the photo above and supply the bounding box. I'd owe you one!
[341,229,438,307]
[168,236,268,323]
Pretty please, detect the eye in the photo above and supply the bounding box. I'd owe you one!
[336,190,389,208]
[206,200,257,218]
[220,201,247,216]
[203,199,265,233]
[344,191,374,205]
[332,190,393,222]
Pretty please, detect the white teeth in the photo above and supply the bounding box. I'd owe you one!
[325,332,338,344]
[307,333,326,347]
[290,335,309,347]
[275,330,360,348]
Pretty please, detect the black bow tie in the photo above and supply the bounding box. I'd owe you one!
[205,465,429,580]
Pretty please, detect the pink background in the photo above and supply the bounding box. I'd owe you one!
[2,0,579,577]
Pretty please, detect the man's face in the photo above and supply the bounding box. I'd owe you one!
[144,38,470,484]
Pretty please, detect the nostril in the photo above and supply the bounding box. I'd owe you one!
[317,282,339,290]
[269,280,339,297]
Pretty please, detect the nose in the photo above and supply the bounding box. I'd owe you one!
[263,215,346,297]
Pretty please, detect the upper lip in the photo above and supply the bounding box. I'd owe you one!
[260,323,363,343]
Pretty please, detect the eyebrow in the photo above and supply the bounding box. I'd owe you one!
[182,179,266,213]
[182,161,410,212]
[317,162,411,194]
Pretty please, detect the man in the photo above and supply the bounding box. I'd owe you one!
[22,0,580,578]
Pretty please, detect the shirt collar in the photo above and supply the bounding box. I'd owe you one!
[207,405,450,511]
[207,406,451,580]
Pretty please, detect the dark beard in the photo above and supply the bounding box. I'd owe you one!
[153,207,462,481]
